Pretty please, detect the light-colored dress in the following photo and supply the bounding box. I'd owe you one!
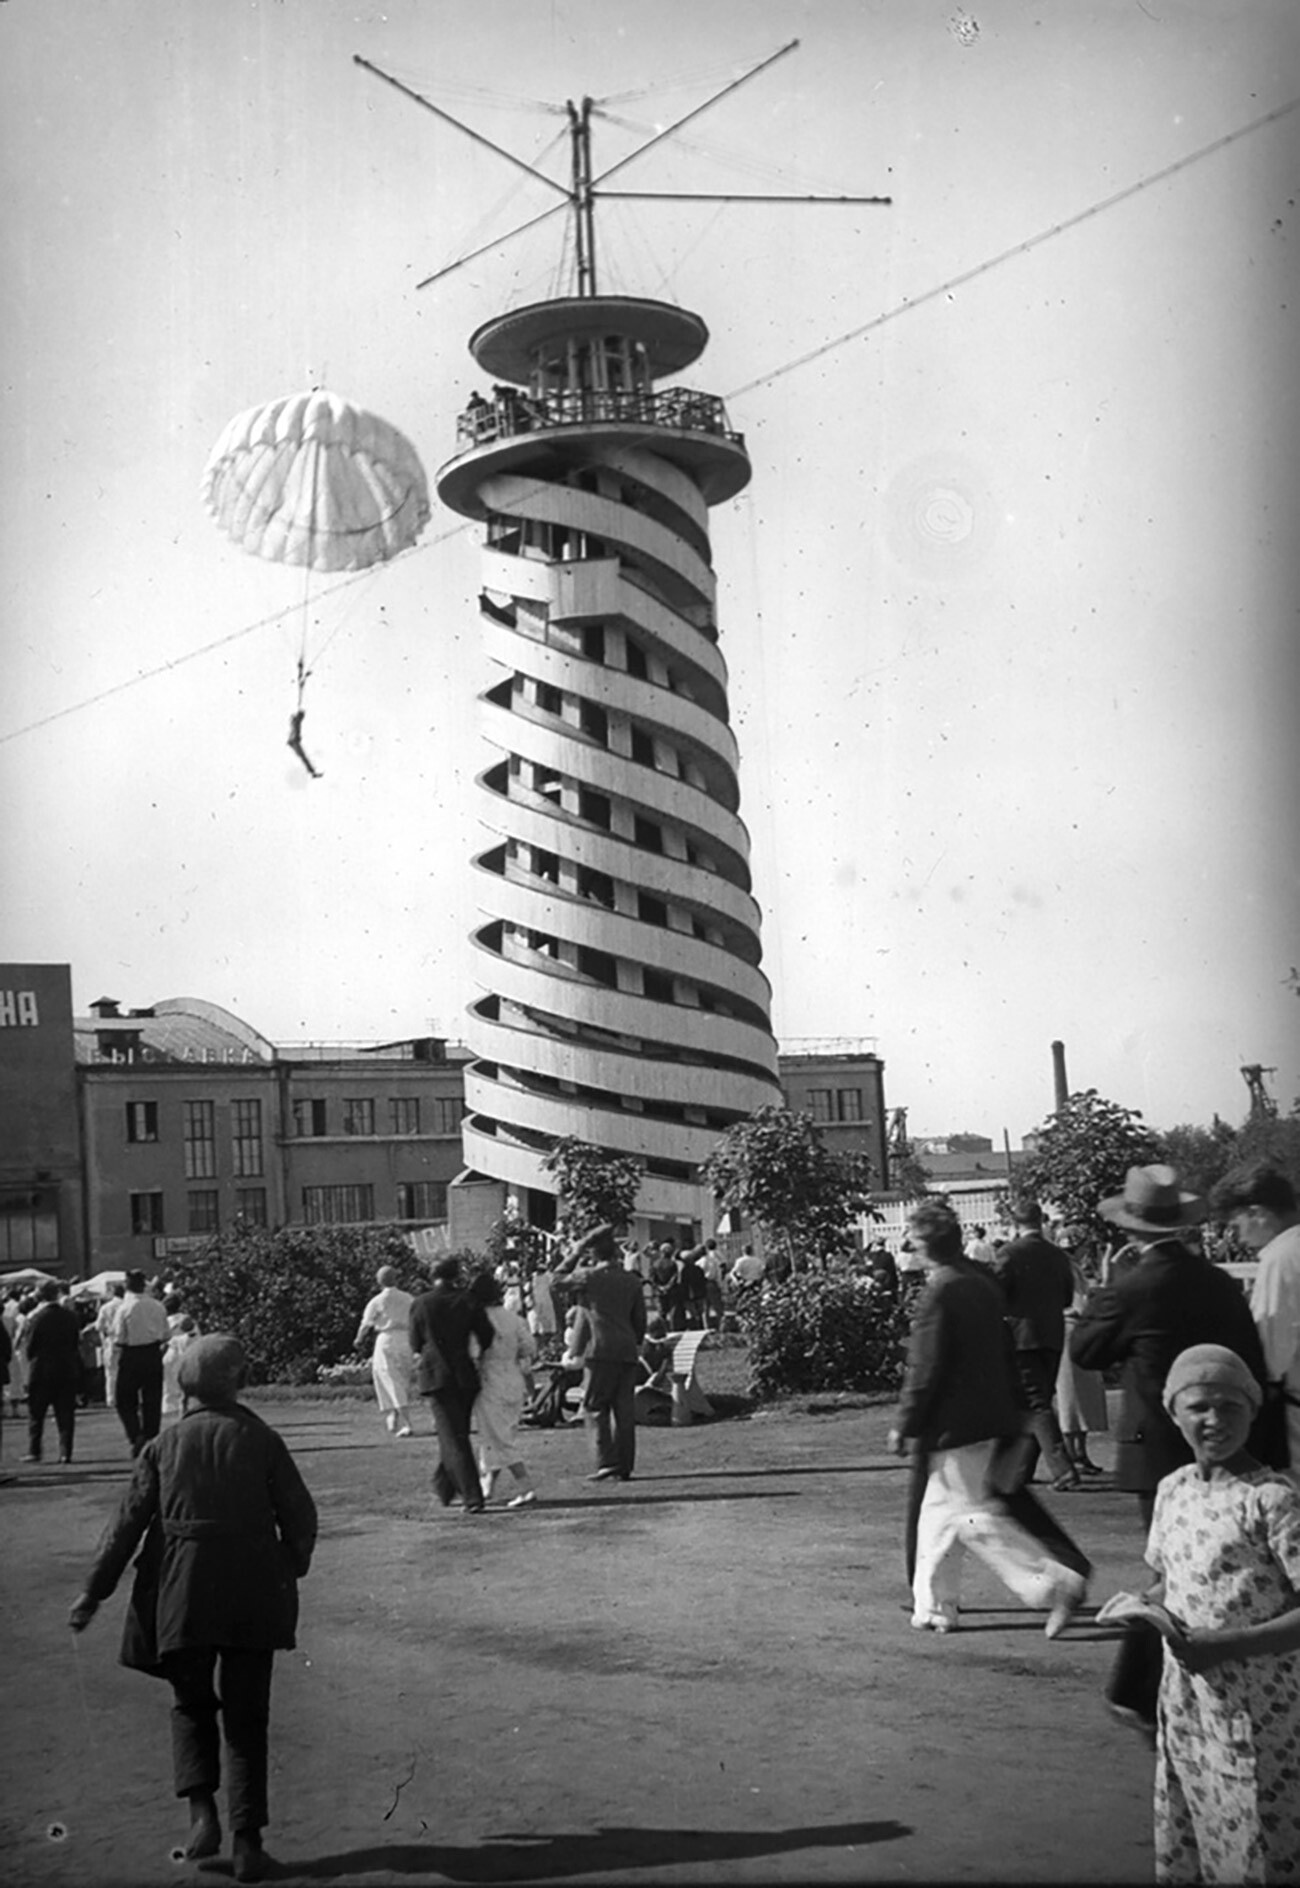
[1147,1463,1300,1883]
[356,1285,414,1414]
[472,1303,536,1470]
[1056,1264,1108,1434]
[161,1318,199,1417]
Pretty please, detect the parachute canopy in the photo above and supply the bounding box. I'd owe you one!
[201,389,430,573]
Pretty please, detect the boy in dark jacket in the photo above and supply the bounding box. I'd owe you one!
[69,1335,317,1882]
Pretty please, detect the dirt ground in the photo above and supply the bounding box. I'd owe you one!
[1,1378,1156,1888]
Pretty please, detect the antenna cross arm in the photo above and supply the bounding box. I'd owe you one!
[598,191,892,206]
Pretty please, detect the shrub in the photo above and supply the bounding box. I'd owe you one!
[739,1272,914,1399]
[162,1224,421,1385]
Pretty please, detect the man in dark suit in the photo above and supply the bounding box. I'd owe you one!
[556,1223,647,1482]
[23,1281,83,1464]
[994,1199,1079,1491]
[409,1257,495,1513]
[1070,1163,1269,1528]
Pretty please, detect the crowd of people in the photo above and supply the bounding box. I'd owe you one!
[13,1150,1296,1881]
[1,1269,203,1472]
[890,1157,1300,1883]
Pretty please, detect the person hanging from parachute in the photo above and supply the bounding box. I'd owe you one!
[286,663,321,779]
[201,389,430,778]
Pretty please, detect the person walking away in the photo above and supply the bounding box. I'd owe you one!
[1070,1165,1273,1531]
[22,1280,82,1464]
[697,1239,725,1330]
[554,1223,647,1482]
[467,1272,537,1507]
[68,1335,317,1883]
[96,1283,125,1408]
[409,1257,494,1513]
[887,1200,1086,1638]
[1212,1161,1300,1474]
[354,1265,415,1438]
[994,1199,1080,1491]
[114,1271,171,1457]
[677,1245,708,1330]
[651,1242,682,1326]
[1056,1250,1109,1474]
[1136,1345,1300,1881]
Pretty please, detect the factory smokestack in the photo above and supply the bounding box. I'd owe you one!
[1051,1040,1070,1114]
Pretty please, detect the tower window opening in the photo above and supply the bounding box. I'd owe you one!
[625,640,648,681]
[577,867,616,909]
[634,816,664,854]
[581,624,606,663]
[579,701,608,745]
[577,947,619,989]
[535,680,563,716]
[643,968,675,1003]
[638,893,669,928]
[531,764,562,803]
[531,846,560,884]
[578,787,611,830]
[630,727,656,768]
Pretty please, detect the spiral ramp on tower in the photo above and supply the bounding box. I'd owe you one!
[438,297,781,1223]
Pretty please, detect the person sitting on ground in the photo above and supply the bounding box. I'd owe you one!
[635,1313,677,1426]
[68,1335,317,1884]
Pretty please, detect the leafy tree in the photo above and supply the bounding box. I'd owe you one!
[1155,1118,1240,1201]
[701,1104,875,1273]
[1230,1111,1300,1195]
[540,1136,642,1242]
[1017,1089,1162,1243]
[163,1223,417,1384]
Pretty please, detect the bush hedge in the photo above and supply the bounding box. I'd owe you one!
[739,1272,915,1400]
[162,1225,425,1385]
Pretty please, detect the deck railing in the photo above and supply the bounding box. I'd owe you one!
[455,384,743,451]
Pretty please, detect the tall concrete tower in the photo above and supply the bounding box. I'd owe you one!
[437,289,781,1231]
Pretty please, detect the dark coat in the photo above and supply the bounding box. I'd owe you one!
[1069,1239,1269,1492]
[82,1402,317,1675]
[896,1257,1022,1451]
[409,1283,494,1398]
[23,1300,83,1388]
[565,1262,647,1362]
[994,1233,1075,1352]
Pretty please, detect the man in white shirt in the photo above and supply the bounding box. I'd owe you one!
[95,1285,125,1406]
[1213,1162,1300,1474]
[728,1245,766,1288]
[114,1269,172,1456]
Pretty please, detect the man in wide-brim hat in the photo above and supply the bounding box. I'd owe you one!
[1071,1165,1270,1528]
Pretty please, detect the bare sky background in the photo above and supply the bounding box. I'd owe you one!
[2,0,1297,1145]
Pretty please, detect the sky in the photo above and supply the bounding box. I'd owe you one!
[2,0,1297,1148]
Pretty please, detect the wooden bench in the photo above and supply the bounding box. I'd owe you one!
[669,1329,713,1424]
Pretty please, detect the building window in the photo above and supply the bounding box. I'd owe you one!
[302,1184,374,1226]
[837,1089,864,1122]
[397,1181,448,1220]
[428,1097,461,1136]
[292,1098,328,1137]
[234,1188,268,1228]
[806,1089,834,1124]
[183,1101,216,1179]
[0,1185,59,1265]
[389,1097,421,1136]
[130,1192,164,1236]
[231,1099,263,1176]
[187,1190,219,1234]
[125,1101,158,1144]
[342,1098,375,1137]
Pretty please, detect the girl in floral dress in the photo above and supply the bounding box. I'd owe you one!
[1145,1344,1300,1883]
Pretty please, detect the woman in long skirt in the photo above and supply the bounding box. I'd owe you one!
[1057,1255,1109,1474]
[354,1266,415,1438]
[468,1272,537,1506]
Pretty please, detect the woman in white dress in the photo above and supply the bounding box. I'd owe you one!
[468,1271,537,1507]
[354,1265,415,1438]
